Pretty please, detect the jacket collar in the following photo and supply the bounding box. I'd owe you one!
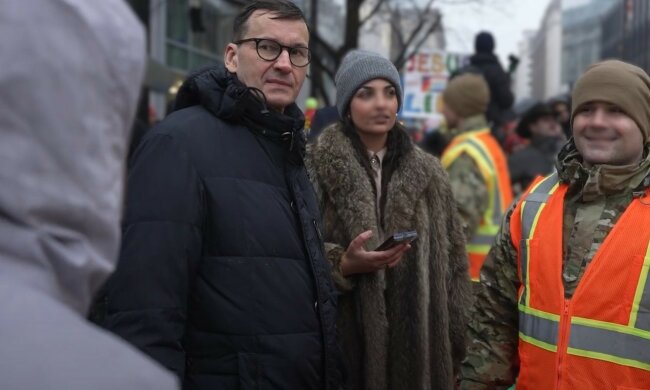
[310,125,434,245]
[174,64,306,155]
[556,139,650,201]
[449,114,489,138]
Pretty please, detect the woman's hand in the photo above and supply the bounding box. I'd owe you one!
[340,230,411,276]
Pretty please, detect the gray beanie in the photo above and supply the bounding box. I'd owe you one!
[335,49,403,118]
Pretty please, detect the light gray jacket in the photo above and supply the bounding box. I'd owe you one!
[0,1,177,389]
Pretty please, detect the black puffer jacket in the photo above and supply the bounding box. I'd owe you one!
[469,52,514,126]
[102,65,342,390]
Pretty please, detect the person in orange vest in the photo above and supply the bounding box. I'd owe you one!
[460,59,650,389]
[440,73,513,283]
[303,96,318,133]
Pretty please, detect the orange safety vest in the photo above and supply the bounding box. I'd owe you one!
[441,128,513,281]
[511,172,650,389]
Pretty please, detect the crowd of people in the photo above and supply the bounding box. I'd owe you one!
[2,1,650,390]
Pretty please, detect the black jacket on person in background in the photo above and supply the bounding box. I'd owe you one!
[469,52,514,127]
[508,135,564,193]
[100,65,343,390]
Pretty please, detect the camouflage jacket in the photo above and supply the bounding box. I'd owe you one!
[445,115,491,239]
[460,141,650,389]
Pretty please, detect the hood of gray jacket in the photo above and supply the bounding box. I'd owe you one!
[0,1,177,389]
[0,0,143,314]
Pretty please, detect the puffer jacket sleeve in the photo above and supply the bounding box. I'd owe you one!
[103,131,204,380]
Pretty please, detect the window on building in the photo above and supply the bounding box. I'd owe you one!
[165,0,223,71]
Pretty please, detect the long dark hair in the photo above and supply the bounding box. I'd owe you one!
[340,116,413,226]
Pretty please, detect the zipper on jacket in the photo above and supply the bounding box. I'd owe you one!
[313,219,323,241]
[555,299,571,390]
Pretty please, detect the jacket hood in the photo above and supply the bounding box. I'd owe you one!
[174,64,307,154]
[0,0,146,315]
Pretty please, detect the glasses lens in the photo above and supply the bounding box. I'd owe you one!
[290,47,311,67]
[252,39,311,67]
[256,39,281,61]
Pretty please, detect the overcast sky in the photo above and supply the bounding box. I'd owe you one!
[436,0,554,66]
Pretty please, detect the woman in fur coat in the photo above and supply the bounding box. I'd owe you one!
[306,50,472,390]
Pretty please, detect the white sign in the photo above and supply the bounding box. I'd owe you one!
[400,51,470,119]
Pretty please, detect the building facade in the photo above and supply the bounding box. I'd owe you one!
[561,0,617,90]
[530,0,563,101]
[602,0,650,74]
[513,30,536,104]
[147,0,240,117]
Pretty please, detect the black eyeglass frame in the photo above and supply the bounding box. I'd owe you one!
[233,38,312,67]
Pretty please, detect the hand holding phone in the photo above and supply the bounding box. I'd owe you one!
[341,230,415,276]
[375,231,418,251]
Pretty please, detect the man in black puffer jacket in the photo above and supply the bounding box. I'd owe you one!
[100,1,344,389]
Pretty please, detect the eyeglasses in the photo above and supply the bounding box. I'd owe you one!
[234,38,311,67]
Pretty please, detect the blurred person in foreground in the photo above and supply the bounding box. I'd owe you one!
[0,1,177,390]
[440,73,513,283]
[460,60,650,389]
[508,102,565,194]
[306,49,471,390]
[99,1,344,389]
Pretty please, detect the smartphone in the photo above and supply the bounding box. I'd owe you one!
[374,231,418,251]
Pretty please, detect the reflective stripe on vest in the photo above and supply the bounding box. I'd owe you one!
[518,173,560,306]
[518,304,560,352]
[441,129,512,281]
[514,172,650,384]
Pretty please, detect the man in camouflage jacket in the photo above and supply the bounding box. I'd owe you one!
[460,60,650,389]
[441,73,493,238]
[441,73,512,283]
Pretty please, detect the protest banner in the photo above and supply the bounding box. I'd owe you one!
[401,51,470,119]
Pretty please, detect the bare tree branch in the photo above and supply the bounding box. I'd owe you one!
[359,0,389,27]
[384,7,401,49]
[394,12,442,69]
[311,31,338,64]
[310,51,336,82]
[308,54,335,105]
[388,0,437,63]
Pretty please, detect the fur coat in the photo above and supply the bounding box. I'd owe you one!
[306,125,471,390]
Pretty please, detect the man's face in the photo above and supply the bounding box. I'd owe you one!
[530,115,562,138]
[224,10,309,112]
[572,101,644,167]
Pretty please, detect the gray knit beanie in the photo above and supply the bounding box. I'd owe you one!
[335,49,403,118]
